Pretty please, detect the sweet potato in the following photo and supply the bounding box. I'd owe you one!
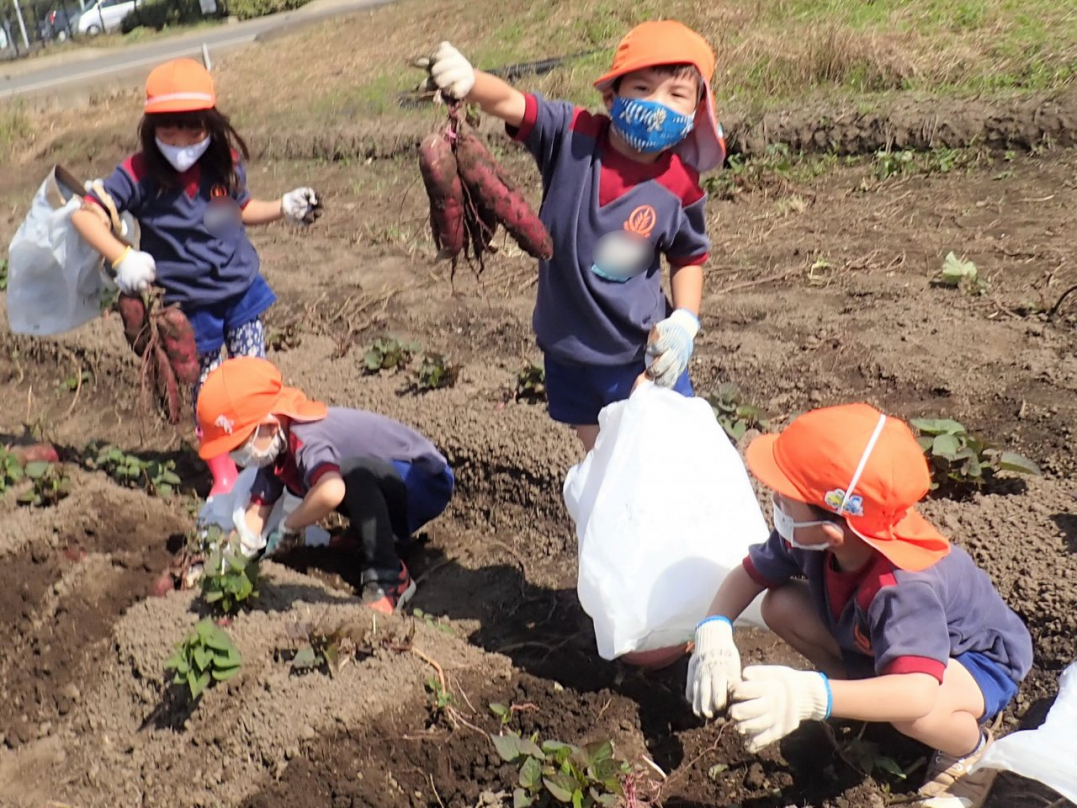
[419,132,466,260]
[118,293,150,356]
[155,305,200,385]
[454,127,553,260]
[153,343,182,425]
[9,443,60,465]
[463,199,499,272]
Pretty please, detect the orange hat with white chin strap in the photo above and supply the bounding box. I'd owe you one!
[745,402,951,572]
[196,357,327,459]
[145,58,216,115]
[593,20,726,173]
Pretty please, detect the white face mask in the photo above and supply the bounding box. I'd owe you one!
[155,135,211,173]
[229,428,284,469]
[773,499,830,552]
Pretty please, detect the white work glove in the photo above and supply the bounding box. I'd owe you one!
[425,41,475,101]
[729,665,832,753]
[282,187,323,226]
[112,246,156,294]
[686,617,741,719]
[646,308,700,388]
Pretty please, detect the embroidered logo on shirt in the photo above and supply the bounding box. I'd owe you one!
[825,488,865,517]
[215,414,235,435]
[624,205,657,239]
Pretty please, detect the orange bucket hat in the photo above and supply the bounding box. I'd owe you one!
[196,357,327,459]
[745,403,950,572]
[145,58,217,115]
[594,20,726,173]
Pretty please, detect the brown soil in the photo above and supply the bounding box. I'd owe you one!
[1,77,1076,808]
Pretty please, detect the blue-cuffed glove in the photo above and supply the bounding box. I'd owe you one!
[646,308,700,387]
[264,522,301,556]
[729,665,832,752]
[686,617,741,719]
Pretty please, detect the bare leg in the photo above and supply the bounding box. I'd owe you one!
[760,582,845,679]
[575,424,599,453]
[892,658,985,756]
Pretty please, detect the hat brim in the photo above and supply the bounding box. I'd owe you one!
[145,94,216,115]
[197,387,327,460]
[745,433,811,503]
[848,509,951,573]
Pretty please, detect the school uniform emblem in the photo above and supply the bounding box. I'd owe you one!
[204,183,241,235]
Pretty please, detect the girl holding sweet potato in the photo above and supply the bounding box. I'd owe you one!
[72,58,322,497]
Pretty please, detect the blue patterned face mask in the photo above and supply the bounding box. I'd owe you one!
[610,96,695,154]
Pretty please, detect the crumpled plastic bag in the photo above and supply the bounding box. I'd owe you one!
[973,661,1077,804]
[564,382,768,660]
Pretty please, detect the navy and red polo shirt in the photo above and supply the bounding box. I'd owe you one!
[508,93,711,366]
[745,531,1033,685]
[248,407,448,506]
[86,153,260,308]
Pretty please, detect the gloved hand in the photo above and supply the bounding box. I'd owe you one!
[421,41,476,102]
[264,522,302,556]
[112,246,156,294]
[282,187,323,226]
[729,665,832,753]
[646,308,699,387]
[686,616,741,719]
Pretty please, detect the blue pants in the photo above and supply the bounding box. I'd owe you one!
[957,651,1020,723]
[544,354,693,425]
[391,461,456,536]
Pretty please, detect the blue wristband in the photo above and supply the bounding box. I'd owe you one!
[697,615,732,631]
[818,672,832,719]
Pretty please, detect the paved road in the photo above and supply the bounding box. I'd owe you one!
[0,0,394,100]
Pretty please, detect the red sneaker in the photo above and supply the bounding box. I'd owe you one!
[360,563,416,615]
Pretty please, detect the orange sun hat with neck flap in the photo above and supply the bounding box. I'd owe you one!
[745,402,951,572]
[145,57,217,115]
[196,357,327,459]
[593,19,726,173]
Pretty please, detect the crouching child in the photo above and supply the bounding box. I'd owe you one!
[196,356,455,614]
[685,403,1032,808]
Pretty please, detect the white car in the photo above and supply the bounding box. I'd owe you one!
[77,0,141,35]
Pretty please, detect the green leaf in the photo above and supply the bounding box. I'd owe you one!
[489,702,509,719]
[874,755,907,780]
[493,733,526,763]
[203,589,223,603]
[24,461,49,479]
[162,471,181,485]
[940,252,978,286]
[214,646,242,668]
[203,628,234,653]
[156,484,174,498]
[211,665,240,682]
[590,759,622,781]
[293,647,319,669]
[17,490,35,504]
[584,740,613,765]
[911,418,965,436]
[932,434,961,459]
[193,645,213,671]
[513,789,534,808]
[543,773,578,803]
[997,452,1041,476]
[519,756,543,790]
[572,789,584,808]
[542,740,572,755]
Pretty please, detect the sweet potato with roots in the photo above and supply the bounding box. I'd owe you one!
[118,293,151,356]
[419,132,466,262]
[454,126,553,261]
[156,305,200,385]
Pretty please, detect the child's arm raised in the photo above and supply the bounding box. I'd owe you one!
[241,188,322,227]
[426,42,527,128]
[72,206,157,294]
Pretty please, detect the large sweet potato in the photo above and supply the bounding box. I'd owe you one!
[419,132,466,260]
[155,305,200,385]
[118,293,150,356]
[153,343,182,425]
[454,127,553,260]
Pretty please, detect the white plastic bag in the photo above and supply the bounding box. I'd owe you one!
[197,467,329,557]
[973,661,1077,803]
[564,382,770,660]
[5,166,125,336]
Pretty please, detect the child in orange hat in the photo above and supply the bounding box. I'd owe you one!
[72,58,323,498]
[685,403,1032,808]
[195,357,455,615]
[422,21,726,452]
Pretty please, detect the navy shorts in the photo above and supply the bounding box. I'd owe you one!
[544,354,693,426]
[185,275,277,355]
[391,461,455,536]
[956,651,1020,723]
